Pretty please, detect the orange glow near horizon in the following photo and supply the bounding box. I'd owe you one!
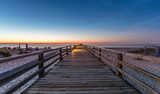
[0,41,106,44]
[0,38,123,44]
[0,39,128,44]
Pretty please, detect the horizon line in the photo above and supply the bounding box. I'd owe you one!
[0,41,109,44]
[0,42,159,45]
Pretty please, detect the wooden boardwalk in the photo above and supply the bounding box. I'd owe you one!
[23,46,140,94]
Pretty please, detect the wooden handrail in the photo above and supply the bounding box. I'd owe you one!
[91,46,160,64]
[85,45,160,94]
[89,47,160,81]
[0,45,72,63]
[0,45,76,94]
[88,47,160,83]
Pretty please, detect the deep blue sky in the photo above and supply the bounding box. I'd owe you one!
[0,0,160,44]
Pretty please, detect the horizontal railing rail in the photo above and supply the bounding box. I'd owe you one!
[96,46,160,63]
[0,45,75,63]
[0,45,76,94]
[84,45,160,94]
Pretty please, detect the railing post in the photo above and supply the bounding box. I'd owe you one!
[116,53,123,77]
[66,46,69,55]
[26,44,28,50]
[144,46,147,56]
[36,47,39,51]
[88,46,91,53]
[38,52,45,77]
[92,46,95,55]
[155,46,159,57]
[60,48,62,60]
[99,48,101,61]
[71,45,73,51]
[70,46,72,52]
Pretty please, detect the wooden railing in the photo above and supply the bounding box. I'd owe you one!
[84,45,160,94]
[0,45,76,94]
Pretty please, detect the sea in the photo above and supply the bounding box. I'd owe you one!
[0,43,159,49]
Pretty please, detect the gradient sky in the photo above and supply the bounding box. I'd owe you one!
[0,0,160,44]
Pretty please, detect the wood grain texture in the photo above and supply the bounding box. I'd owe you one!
[23,46,140,94]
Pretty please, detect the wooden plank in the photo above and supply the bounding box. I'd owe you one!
[90,47,160,82]
[0,47,61,63]
[90,47,160,84]
[94,46,160,64]
[23,46,140,94]
[117,68,159,94]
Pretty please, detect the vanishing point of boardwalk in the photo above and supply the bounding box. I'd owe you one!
[23,46,140,94]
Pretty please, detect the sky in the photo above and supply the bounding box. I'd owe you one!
[0,0,160,44]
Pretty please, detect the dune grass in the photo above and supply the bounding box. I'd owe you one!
[128,48,156,55]
[0,48,12,57]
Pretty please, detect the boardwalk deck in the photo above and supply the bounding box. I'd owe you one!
[23,46,141,94]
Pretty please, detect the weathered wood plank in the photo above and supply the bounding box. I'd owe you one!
[90,48,160,84]
[23,46,140,94]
